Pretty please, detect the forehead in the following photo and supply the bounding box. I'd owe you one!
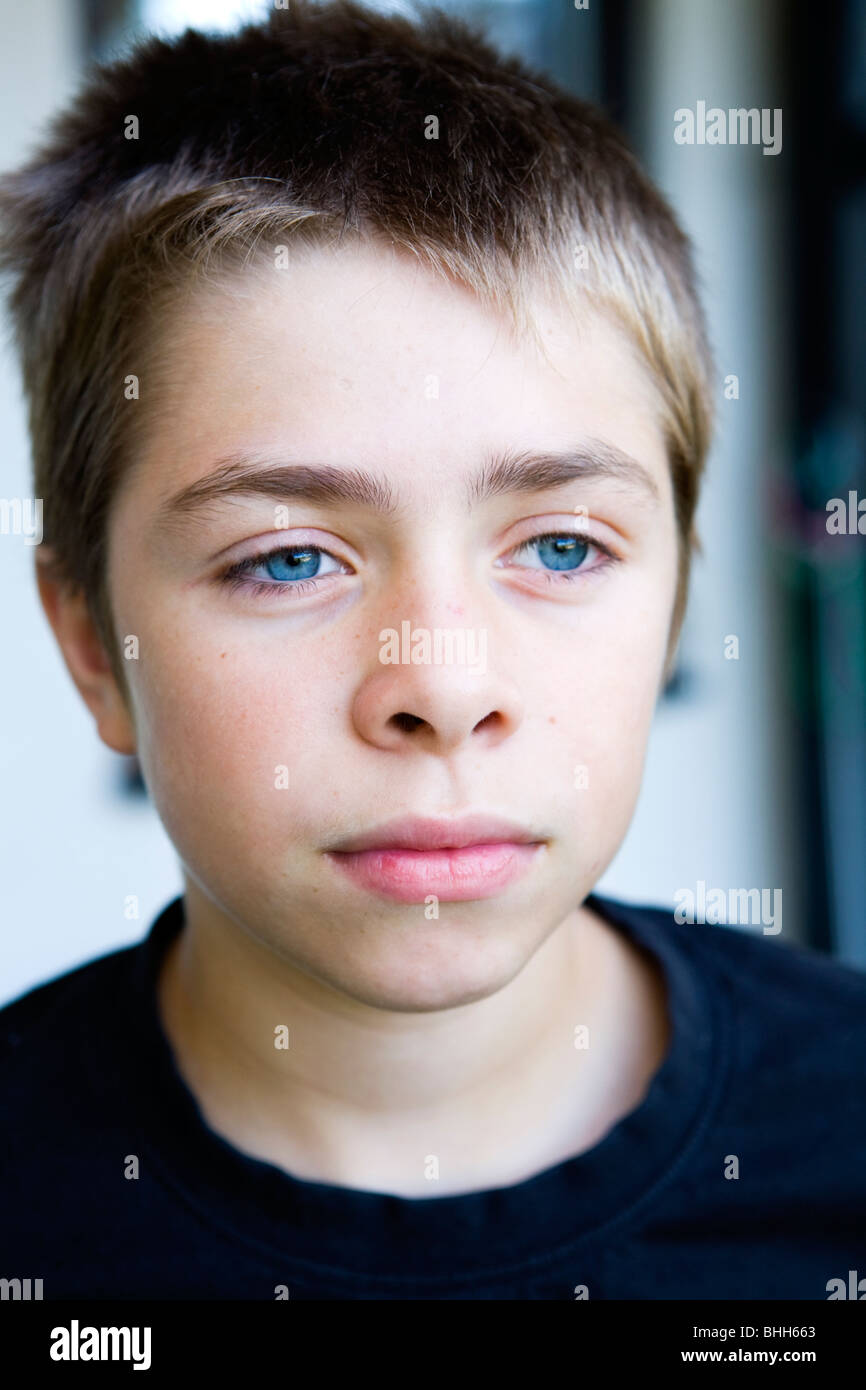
[132,238,670,509]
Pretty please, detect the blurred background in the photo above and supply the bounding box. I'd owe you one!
[1,0,864,1002]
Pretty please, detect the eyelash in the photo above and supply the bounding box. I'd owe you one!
[218,529,620,600]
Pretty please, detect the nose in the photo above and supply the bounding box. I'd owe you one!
[351,624,524,755]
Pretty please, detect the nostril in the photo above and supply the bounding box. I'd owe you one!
[392,712,424,732]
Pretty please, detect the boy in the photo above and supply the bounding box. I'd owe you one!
[0,0,864,1301]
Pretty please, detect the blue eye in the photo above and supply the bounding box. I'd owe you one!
[516,532,589,571]
[221,544,343,597]
[219,527,618,601]
[510,530,617,581]
[256,547,326,582]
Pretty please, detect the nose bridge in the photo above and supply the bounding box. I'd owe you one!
[377,507,480,633]
[375,534,491,683]
[350,533,520,753]
[378,621,491,694]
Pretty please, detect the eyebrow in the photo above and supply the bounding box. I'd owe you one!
[154,438,661,531]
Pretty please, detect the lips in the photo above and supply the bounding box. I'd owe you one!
[326,813,542,854]
[323,814,546,903]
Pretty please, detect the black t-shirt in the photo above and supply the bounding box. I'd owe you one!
[2,890,865,1300]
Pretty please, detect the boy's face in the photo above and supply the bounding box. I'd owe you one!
[65,239,679,1009]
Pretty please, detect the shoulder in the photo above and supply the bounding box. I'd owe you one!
[595,890,866,1012]
[595,892,866,1102]
[0,936,144,1109]
[0,934,157,1262]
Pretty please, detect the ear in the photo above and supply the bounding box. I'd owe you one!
[35,553,137,756]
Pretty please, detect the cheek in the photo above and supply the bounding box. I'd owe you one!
[127,624,335,864]
[539,590,669,831]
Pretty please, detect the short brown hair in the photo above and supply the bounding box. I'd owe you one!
[0,0,714,693]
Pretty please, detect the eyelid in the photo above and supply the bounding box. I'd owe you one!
[505,511,611,543]
[501,518,618,563]
[215,528,356,571]
[218,512,611,565]
[222,539,347,581]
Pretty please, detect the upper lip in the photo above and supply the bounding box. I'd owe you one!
[327,814,543,853]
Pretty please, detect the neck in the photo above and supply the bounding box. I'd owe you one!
[156,883,670,1196]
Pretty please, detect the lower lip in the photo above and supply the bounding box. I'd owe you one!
[325,841,544,902]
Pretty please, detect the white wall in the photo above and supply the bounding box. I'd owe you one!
[596,0,803,941]
[0,3,184,1006]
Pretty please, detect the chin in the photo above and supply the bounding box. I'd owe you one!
[319,928,531,1013]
